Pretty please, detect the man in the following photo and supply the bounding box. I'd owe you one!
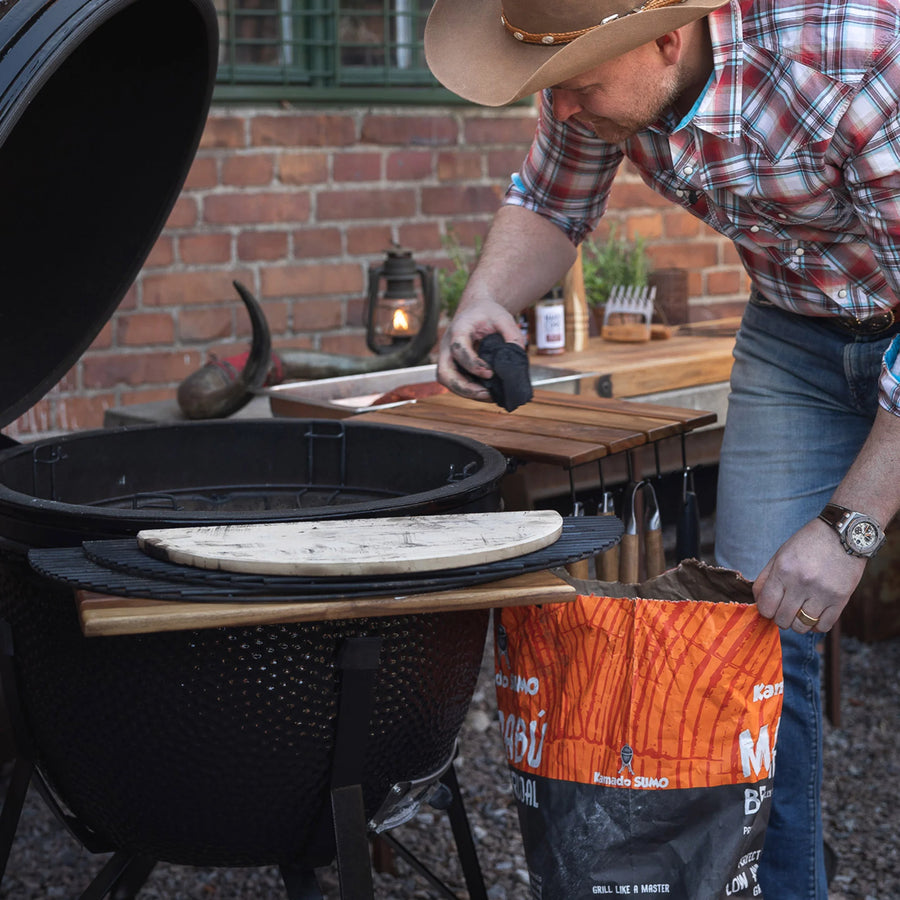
[424,0,900,897]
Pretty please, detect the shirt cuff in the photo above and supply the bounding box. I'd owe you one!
[504,182,592,245]
[878,334,900,415]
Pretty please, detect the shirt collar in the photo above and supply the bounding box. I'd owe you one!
[691,0,747,143]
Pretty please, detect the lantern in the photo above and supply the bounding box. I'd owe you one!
[366,246,436,355]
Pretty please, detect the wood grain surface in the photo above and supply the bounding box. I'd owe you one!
[76,569,578,637]
[137,511,564,576]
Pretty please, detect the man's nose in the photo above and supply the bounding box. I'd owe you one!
[551,89,583,122]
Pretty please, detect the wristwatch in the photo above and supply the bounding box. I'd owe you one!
[817,503,886,558]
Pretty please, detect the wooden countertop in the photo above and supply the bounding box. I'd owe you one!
[531,319,738,398]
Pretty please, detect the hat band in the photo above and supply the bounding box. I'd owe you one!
[500,0,688,45]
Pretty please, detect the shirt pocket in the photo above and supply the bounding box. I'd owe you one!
[743,194,857,235]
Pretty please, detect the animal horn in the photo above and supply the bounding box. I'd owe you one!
[177,281,272,419]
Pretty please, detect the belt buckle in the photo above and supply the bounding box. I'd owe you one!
[848,309,895,335]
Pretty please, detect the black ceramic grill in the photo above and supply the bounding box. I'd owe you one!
[0,0,621,896]
[0,563,490,870]
[0,417,525,900]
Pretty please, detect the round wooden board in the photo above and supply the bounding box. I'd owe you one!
[136,511,564,577]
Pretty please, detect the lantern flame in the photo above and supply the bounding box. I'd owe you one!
[391,307,410,333]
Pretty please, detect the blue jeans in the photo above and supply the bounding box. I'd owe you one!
[715,298,891,899]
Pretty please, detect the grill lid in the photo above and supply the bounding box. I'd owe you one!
[0,0,218,427]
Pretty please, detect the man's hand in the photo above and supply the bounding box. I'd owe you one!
[436,298,523,400]
[433,205,578,400]
[753,518,866,633]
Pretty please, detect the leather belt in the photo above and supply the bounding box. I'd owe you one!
[749,289,900,337]
[826,308,897,336]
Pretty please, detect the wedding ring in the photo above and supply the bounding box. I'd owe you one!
[796,608,820,628]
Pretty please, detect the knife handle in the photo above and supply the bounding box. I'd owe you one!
[644,527,666,578]
[567,500,590,579]
[618,532,640,584]
[595,492,620,582]
[597,542,620,582]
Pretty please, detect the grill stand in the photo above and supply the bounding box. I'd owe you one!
[0,624,489,899]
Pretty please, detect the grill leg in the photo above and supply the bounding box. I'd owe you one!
[280,862,326,899]
[0,619,36,886]
[329,636,383,900]
[0,757,33,883]
[110,854,156,899]
[78,851,140,900]
[441,765,488,900]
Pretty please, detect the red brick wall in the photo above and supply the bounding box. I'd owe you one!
[7,105,748,440]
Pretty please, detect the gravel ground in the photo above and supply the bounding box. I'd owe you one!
[0,625,897,900]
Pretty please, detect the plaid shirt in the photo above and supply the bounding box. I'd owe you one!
[506,0,900,413]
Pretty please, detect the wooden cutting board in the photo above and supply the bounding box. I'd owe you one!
[137,511,564,577]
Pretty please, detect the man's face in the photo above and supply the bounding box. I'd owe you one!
[550,44,683,142]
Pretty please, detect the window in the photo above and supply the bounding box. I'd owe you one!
[214,0,456,103]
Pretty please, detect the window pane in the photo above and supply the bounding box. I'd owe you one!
[215,0,438,91]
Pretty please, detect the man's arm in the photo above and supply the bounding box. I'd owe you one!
[754,404,900,631]
[436,205,577,399]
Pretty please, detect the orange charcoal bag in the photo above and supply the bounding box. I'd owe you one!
[494,561,783,900]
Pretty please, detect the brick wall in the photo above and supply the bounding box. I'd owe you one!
[6,104,749,440]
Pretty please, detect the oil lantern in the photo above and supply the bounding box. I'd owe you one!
[366,246,436,355]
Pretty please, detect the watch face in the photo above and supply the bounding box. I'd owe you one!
[848,519,880,552]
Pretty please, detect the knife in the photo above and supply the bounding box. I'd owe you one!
[618,481,641,584]
[675,467,701,562]
[642,480,666,578]
[595,490,621,582]
[566,500,591,580]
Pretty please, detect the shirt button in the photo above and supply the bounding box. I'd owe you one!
[838,289,848,298]
[750,225,760,233]
[778,213,788,220]
[794,247,805,257]
[675,189,685,197]
[684,166,694,175]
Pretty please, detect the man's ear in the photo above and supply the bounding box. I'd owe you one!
[655,29,684,65]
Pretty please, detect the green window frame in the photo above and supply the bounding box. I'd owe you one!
[213,0,461,103]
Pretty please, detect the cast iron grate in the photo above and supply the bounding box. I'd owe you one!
[28,516,622,602]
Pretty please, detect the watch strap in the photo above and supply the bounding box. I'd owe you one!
[818,503,850,530]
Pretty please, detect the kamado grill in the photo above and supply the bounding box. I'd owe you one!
[0,2,620,898]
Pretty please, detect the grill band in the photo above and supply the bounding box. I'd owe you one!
[501,0,688,45]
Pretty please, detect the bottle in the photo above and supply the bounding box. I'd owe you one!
[535,287,565,355]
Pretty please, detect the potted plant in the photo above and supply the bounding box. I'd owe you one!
[436,228,482,318]
[581,227,650,333]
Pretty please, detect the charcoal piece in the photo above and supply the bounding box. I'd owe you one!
[477,332,533,412]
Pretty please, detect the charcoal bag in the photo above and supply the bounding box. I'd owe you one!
[494,560,783,899]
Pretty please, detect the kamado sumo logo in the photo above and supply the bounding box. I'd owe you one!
[593,746,670,789]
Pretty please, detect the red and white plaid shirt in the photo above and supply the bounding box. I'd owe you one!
[506,0,900,412]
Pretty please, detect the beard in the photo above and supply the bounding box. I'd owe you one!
[577,69,694,143]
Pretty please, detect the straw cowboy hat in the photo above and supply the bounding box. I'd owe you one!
[425,0,729,107]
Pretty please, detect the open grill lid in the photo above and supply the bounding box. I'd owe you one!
[0,0,218,428]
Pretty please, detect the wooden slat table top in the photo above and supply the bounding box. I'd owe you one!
[361,391,716,469]
[76,569,577,638]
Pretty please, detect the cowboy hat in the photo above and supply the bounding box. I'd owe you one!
[425,0,729,107]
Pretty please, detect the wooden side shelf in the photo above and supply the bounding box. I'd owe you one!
[76,569,577,638]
